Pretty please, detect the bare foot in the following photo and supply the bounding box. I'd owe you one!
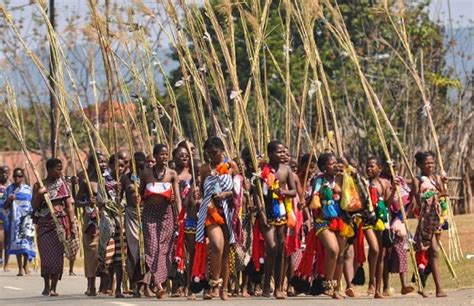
[418,290,429,298]
[144,286,153,298]
[242,290,250,298]
[287,288,296,297]
[332,292,345,300]
[49,291,59,297]
[401,286,414,295]
[156,288,166,299]
[220,290,229,301]
[211,287,220,298]
[203,291,213,300]
[262,290,271,298]
[274,289,286,299]
[345,287,357,297]
[367,285,375,296]
[24,267,30,274]
[436,291,447,298]
[374,292,384,299]
[187,293,196,300]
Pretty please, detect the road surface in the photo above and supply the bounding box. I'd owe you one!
[1,269,473,305]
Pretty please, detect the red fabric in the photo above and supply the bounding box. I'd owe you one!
[252,218,265,271]
[416,250,428,268]
[354,222,366,265]
[369,185,378,209]
[329,217,344,231]
[294,228,317,279]
[174,209,186,270]
[191,242,207,280]
[315,236,326,276]
[285,204,303,256]
[232,175,244,245]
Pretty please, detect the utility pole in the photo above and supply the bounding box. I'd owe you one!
[49,0,58,158]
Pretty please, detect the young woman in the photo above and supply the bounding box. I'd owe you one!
[183,159,202,300]
[120,151,149,297]
[196,136,238,301]
[97,154,127,298]
[364,157,395,299]
[140,144,182,299]
[32,158,76,296]
[255,141,297,299]
[75,152,108,296]
[3,168,35,276]
[381,159,414,296]
[412,151,447,298]
[310,152,346,299]
[171,146,193,297]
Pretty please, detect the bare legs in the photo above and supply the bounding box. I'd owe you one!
[284,254,295,296]
[430,233,446,297]
[86,277,97,296]
[69,259,76,276]
[206,224,230,300]
[343,244,356,297]
[42,274,60,296]
[365,229,384,298]
[185,232,196,300]
[16,254,29,276]
[318,229,346,299]
[261,224,286,299]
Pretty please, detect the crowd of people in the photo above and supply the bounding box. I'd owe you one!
[0,136,450,300]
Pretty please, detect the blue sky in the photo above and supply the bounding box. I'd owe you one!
[429,0,474,29]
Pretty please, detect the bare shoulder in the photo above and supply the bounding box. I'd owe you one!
[200,163,211,178]
[380,177,392,187]
[141,167,152,179]
[168,168,178,179]
[228,160,239,174]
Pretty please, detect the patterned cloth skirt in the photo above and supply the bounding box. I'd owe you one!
[143,202,174,285]
[386,235,408,273]
[37,215,64,278]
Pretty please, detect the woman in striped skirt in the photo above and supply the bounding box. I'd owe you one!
[196,136,239,301]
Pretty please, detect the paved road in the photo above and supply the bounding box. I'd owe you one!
[1,269,473,305]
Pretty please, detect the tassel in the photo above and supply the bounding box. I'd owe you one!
[190,241,208,293]
[352,266,365,285]
[252,218,265,272]
[354,222,366,264]
[286,198,296,228]
[174,209,186,269]
[310,276,325,296]
[206,202,225,226]
[291,228,318,294]
[321,185,333,201]
[315,236,326,276]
